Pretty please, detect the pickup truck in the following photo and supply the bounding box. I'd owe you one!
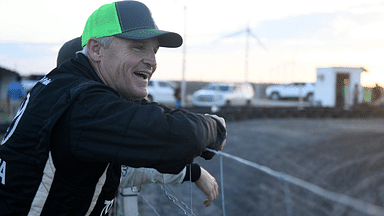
[265,82,315,101]
[146,80,176,106]
[192,82,255,107]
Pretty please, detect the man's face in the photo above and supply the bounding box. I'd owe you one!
[97,37,159,101]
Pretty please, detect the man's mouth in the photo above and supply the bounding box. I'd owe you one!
[134,72,149,80]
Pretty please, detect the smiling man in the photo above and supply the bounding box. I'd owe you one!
[0,1,226,215]
[86,36,158,101]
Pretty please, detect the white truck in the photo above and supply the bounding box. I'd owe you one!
[146,80,176,106]
[192,82,255,107]
[265,82,315,102]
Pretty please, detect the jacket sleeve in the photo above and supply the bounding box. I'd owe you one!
[68,87,226,174]
[119,166,186,188]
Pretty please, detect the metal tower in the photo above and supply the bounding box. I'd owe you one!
[224,24,266,83]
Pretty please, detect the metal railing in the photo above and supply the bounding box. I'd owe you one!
[115,149,384,216]
[206,149,384,216]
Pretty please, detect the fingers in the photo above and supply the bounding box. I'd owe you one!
[204,193,215,207]
[219,137,226,151]
[205,114,227,151]
[195,167,219,207]
[205,114,226,128]
[204,181,219,207]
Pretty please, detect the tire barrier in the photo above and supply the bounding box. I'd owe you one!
[186,105,384,121]
[0,105,382,134]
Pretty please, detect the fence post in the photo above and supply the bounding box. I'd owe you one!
[283,180,293,216]
[119,187,140,216]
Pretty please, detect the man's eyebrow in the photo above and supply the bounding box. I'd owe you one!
[129,40,142,45]
[128,39,159,48]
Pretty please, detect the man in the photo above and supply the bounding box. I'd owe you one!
[57,36,221,209]
[0,1,226,216]
[6,75,26,120]
[174,84,182,108]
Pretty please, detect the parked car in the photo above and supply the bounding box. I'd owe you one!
[192,82,255,107]
[265,82,315,101]
[146,80,176,106]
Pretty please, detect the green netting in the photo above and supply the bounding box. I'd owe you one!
[82,2,122,47]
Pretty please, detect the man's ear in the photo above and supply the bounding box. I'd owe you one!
[86,37,102,62]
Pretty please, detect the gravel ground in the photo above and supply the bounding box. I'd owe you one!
[137,117,384,216]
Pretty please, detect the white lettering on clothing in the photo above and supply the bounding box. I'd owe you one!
[100,200,114,216]
[0,158,6,185]
[1,93,30,145]
[39,76,51,85]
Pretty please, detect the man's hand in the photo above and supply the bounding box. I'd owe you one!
[206,114,227,151]
[194,167,219,207]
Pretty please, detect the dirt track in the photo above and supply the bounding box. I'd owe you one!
[138,117,384,216]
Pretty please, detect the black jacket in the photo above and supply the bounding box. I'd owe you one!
[0,53,226,215]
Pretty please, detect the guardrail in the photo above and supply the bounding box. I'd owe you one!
[187,105,384,121]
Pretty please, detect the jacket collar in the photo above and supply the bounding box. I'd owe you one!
[53,52,104,85]
[70,53,104,84]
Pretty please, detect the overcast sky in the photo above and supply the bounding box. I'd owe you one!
[1,0,384,86]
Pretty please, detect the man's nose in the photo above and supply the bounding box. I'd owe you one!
[143,53,157,72]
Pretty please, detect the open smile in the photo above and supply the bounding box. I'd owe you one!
[134,71,151,80]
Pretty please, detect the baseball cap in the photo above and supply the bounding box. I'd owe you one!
[82,1,182,48]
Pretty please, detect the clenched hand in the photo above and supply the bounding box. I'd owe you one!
[205,114,226,151]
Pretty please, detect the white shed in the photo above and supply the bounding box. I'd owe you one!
[314,67,366,108]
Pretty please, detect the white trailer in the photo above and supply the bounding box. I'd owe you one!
[314,67,366,108]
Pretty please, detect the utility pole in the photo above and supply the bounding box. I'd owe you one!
[181,5,187,107]
[245,25,250,83]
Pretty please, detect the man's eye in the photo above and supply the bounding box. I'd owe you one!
[134,46,144,50]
